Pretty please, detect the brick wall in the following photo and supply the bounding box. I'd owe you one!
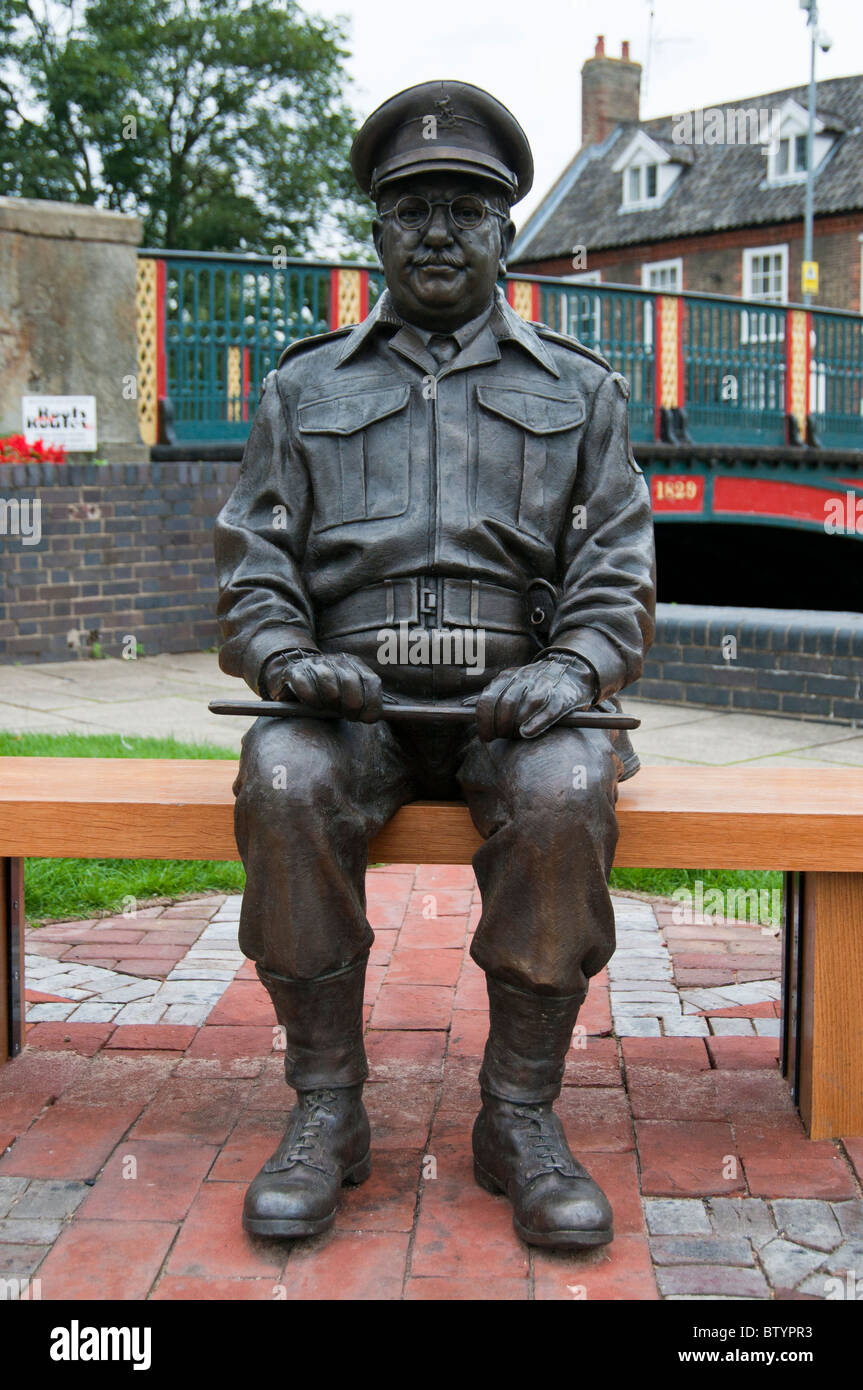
[0,461,239,664]
[2,467,861,724]
[627,604,863,723]
[517,213,863,312]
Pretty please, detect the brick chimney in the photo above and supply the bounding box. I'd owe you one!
[581,36,641,149]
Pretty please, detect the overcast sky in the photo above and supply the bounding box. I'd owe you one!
[312,0,862,229]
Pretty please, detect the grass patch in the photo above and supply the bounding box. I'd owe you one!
[5,731,781,927]
[0,731,237,760]
[24,858,245,926]
[609,865,782,927]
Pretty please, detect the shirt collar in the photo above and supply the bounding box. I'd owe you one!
[398,299,495,350]
[335,285,560,377]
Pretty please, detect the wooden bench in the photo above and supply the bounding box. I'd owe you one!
[1,757,861,1141]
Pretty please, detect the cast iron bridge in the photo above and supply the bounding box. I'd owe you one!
[135,251,863,559]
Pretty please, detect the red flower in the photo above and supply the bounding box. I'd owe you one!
[0,434,66,464]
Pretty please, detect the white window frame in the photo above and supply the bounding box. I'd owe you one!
[766,99,830,187]
[742,245,788,304]
[622,162,660,209]
[641,258,683,292]
[641,260,683,349]
[741,247,788,395]
[613,130,683,213]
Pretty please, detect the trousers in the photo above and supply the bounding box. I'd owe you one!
[233,708,622,998]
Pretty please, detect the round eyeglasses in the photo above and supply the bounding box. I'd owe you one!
[381,195,508,232]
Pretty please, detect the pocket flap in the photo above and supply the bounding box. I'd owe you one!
[298,385,410,435]
[477,386,585,434]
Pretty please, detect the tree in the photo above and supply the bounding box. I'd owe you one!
[0,0,373,254]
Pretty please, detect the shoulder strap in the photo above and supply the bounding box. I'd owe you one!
[532,324,613,372]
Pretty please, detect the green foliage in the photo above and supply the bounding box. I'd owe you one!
[25,855,244,925]
[0,0,373,254]
[0,731,237,757]
[609,865,782,927]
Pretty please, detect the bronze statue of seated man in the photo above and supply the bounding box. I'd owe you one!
[214,80,656,1250]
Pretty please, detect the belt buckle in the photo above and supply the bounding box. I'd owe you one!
[419,582,437,616]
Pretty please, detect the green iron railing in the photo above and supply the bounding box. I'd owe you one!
[535,282,655,440]
[137,251,863,450]
[683,298,787,444]
[811,309,863,449]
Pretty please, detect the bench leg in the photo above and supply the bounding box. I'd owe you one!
[0,858,25,1065]
[784,870,863,1140]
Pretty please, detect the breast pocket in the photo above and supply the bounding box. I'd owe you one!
[475,386,585,538]
[298,385,411,530]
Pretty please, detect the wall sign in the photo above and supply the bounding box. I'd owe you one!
[22,396,97,452]
[651,474,705,513]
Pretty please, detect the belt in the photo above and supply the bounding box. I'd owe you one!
[316,577,537,640]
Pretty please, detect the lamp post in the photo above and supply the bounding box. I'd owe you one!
[799,0,832,304]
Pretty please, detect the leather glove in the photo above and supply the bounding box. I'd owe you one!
[260,649,384,723]
[474,652,598,742]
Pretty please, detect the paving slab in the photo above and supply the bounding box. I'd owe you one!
[0,656,853,761]
[2,769,854,1301]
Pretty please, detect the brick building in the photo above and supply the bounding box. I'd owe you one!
[511,37,863,313]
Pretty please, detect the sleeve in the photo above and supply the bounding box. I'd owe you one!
[545,369,656,701]
[213,370,321,694]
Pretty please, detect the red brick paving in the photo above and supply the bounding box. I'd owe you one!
[3,870,859,1301]
[38,1219,177,1300]
[151,1275,279,1300]
[843,1137,863,1186]
[706,1036,782,1069]
[24,1022,115,1055]
[105,1025,198,1052]
[622,1037,710,1071]
[636,1119,747,1196]
[533,1234,660,1300]
[78,1140,218,1222]
[281,1231,411,1300]
[166,1181,285,1279]
[0,1102,146,1180]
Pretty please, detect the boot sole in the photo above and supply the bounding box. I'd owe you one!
[473,1159,614,1250]
[242,1151,372,1238]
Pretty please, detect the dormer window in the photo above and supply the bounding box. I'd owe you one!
[612,130,687,212]
[766,97,834,185]
[626,164,658,205]
[775,133,808,177]
[776,134,808,176]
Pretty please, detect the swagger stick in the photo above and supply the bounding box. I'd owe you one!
[209,699,639,730]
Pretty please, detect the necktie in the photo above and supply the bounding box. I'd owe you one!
[427,333,459,367]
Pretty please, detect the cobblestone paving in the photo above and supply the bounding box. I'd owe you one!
[25,899,244,1027]
[1,871,859,1302]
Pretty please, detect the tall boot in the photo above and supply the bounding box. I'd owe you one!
[243,956,371,1238]
[473,976,613,1250]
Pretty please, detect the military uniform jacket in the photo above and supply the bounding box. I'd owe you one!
[214,287,656,701]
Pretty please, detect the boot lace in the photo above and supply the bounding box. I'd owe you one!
[512,1104,574,1176]
[280,1089,338,1167]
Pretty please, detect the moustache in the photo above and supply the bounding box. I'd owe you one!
[410,252,466,269]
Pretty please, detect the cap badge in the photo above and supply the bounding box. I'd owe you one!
[433,96,459,128]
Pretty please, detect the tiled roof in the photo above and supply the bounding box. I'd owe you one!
[512,75,863,264]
